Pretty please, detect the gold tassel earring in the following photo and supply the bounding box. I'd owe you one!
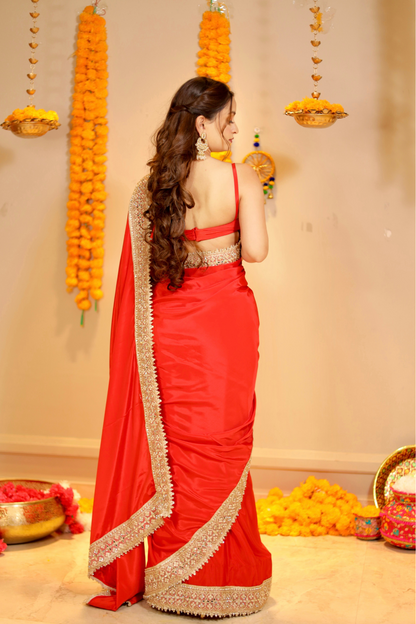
[196,132,209,160]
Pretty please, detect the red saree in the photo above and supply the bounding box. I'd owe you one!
[87,176,272,617]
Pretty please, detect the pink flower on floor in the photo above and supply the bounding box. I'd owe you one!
[0,539,7,554]
[0,482,84,536]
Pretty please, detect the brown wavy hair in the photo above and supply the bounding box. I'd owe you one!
[144,77,234,290]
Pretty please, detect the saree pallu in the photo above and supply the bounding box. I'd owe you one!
[87,176,272,617]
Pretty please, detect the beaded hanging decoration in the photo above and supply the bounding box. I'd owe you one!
[242,128,275,203]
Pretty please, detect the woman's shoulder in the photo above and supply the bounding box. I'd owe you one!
[234,162,262,189]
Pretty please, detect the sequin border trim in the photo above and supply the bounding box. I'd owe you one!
[87,176,174,583]
[146,577,272,618]
[88,496,164,577]
[144,458,251,596]
[128,175,174,517]
[184,240,241,269]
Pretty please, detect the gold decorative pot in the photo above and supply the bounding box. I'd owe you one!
[0,479,65,544]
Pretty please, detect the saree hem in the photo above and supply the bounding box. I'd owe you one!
[145,577,272,618]
[88,493,164,577]
[144,458,251,596]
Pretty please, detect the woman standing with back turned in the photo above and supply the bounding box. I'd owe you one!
[87,77,272,618]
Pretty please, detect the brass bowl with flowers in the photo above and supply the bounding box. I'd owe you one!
[284,97,348,129]
[1,119,60,139]
[285,110,348,129]
[0,479,65,544]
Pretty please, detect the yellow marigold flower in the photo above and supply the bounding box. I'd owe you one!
[79,248,91,260]
[78,497,94,513]
[91,288,104,300]
[77,299,91,311]
[80,238,92,250]
[92,247,105,259]
[317,479,331,492]
[78,259,90,269]
[357,505,380,517]
[91,268,104,278]
[265,523,280,536]
[93,156,107,165]
[90,258,104,268]
[287,502,302,520]
[92,190,107,201]
[268,487,283,498]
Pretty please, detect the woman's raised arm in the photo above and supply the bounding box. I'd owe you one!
[238,163,269,263]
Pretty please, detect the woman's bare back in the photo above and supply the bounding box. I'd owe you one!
[184,158,268,262]
[184,158,239,252]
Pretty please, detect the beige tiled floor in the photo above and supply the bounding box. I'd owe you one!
[0,531,414,624]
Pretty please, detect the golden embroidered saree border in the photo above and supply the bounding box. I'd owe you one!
[88,495,164,576]
[145,577,272,618]
[87,176,174,582]
[128,175,174,518]
[184,240,241,268]
[144,458,251,597]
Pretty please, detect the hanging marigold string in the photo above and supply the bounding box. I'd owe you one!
[65,4,108,322]
[196,1,231,84]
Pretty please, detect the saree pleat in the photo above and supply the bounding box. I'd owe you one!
[87,176,272,616]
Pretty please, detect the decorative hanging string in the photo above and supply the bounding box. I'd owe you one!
[1,0,59,137]
[284,0,348,128]
[65,2,108,324]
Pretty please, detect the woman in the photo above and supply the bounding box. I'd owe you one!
[87,77,272,618]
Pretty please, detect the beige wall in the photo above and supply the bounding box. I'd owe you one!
[0,0,414,500]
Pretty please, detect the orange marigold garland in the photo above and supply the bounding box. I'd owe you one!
[65,3,108,325]
[196,1,231,84]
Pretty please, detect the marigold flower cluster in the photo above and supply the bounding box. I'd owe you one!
[256,475,370,537]
[78,497,94,513]
[285,97,344,114]
[65,5,108,313]
[197,10,231,84]
[3,106,59,124]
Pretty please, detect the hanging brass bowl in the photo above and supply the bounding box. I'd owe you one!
[285,110,348,129]
[1,118,60,138]
[242,150,275,183]
[0,479,66,544]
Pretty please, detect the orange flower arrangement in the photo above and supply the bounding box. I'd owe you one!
[256,476,373,537]
[196,5,231,84]
[285,97,345,114]
[2,106,59,127]
[65,5,108,322]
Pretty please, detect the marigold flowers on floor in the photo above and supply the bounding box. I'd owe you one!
[256,476,366,537]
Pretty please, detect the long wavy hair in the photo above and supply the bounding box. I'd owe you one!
[145,77,234,290]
